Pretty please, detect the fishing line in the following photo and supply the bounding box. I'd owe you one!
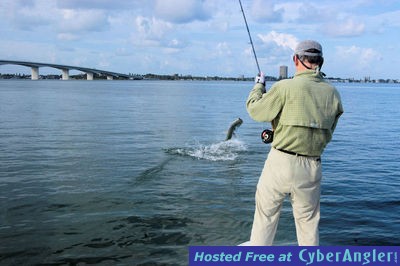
[238,0,260,74]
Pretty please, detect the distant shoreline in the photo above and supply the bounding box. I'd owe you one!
[0,73,398,84]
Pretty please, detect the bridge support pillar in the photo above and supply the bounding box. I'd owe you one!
[31,67,39,80]
[61,69,69,80]
[86,72,94,80]
[107,75,113,80]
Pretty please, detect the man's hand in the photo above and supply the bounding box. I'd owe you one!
[255,72,265,85]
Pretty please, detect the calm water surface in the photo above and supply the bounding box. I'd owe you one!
[0,80,399,265]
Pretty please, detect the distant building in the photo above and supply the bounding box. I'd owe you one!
[279,65,288,79]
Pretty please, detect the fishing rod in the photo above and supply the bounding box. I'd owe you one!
[238,0,261,74]
[238,0,274,144]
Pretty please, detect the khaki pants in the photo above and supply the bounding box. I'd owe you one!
[250,148,322,246]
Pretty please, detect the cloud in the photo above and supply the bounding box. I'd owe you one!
[154,0,211,24]
[254,31,299,74]
[335,45,381,72]
[167,38,186,49]
[57,33,79,41]
[160,39,188,54]
[258,31,298,51]
[54,9,110,41]
[0,40,58,63]
[135,16,173,43]
[325,18,365,37]
[364,9,400,34]
[250,0,284,23]
[294,2,336,23]
[58,9,109,33]
[216,42,232,56]
[55,0,142,10]
[133,15,190,55]
[378,10,400,28]
[1,0,110,36]
[1,0,55,30]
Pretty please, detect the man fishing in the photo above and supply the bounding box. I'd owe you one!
[246,40,343,245]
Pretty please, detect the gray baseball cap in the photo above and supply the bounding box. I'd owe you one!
[294,40,323,56]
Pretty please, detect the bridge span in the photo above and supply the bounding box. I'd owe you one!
[0,60,132,80]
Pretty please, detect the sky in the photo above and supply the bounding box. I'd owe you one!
[0,0,400,80]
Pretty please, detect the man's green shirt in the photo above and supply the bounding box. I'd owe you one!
[246,70,343,156]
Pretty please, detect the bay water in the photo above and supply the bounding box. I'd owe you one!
[0,80,399,265]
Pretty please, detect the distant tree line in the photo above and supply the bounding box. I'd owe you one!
[140,73,277,81]
[0,72,398,83]
[0,72,278,81]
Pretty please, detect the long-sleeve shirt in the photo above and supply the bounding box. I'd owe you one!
[246,70,343,156]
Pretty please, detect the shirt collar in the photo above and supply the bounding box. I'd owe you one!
[294,69,325,78]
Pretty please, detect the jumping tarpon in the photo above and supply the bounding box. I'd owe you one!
[225,118,243,141]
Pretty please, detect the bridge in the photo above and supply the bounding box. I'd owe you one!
[0,60,133,80]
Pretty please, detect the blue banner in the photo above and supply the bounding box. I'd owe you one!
[189,246,399,265]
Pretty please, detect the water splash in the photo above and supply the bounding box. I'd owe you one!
[165,139,247,162]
